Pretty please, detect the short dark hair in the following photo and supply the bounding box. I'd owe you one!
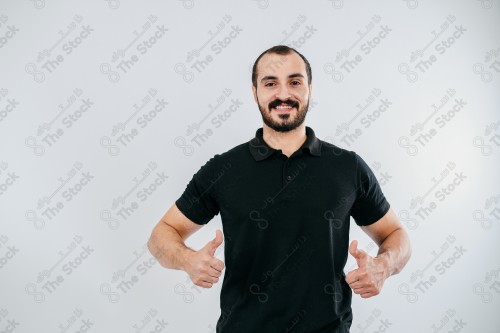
[251,45,312,88]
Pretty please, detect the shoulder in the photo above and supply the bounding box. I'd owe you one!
[207,141,249,164]
[317,140,376,180]
[319,139,358,163]
[198,141,250,172]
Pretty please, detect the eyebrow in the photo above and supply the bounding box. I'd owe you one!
[260,73,305,82]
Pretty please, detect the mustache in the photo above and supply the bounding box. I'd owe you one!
[268,99,299,110]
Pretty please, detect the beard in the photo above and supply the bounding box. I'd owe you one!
[257,96,309,132]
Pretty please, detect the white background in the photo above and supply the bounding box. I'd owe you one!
[1,0,499,332]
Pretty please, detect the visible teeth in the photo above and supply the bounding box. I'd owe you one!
[275,105,292,109]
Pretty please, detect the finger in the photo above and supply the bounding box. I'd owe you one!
[205,276,219,284]
[208,229,224,256]
[207,266,222,278]
[352,287,364,295]
[352,283,373,295]
[349,240,368,267]
[210,258,225,272]
[348,240,359,259]
[360,291,374,298]
[348,279,364,290]
[197,264,222,282]
[201,230,223,255]
[196,281,213,288]
[350,280,367,293]
[345,270,360,284]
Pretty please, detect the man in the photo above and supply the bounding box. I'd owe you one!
[147,45,411,332]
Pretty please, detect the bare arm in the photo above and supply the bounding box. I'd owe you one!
[361,207,412,277]
[346,207,412,297]
[147,203,224,288]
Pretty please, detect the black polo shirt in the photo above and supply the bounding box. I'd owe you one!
[175,126,390,333]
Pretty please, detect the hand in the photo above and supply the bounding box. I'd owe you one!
[345,240,388,298]
[185,229,225,288]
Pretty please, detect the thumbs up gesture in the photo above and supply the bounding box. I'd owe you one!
[185,230,225,288]
[345,240,388,298]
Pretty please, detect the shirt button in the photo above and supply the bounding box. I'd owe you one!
[286,175,292,181]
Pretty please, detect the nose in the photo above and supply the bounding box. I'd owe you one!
[275,84,291,101]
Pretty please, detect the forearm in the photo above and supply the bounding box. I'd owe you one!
[376,228,411,277]
[147,222,194,271]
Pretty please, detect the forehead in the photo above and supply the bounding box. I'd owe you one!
[256,51,307,80]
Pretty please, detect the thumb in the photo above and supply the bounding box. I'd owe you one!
[349,240,367,267]
[203,229,224,256]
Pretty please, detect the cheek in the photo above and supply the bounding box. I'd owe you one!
[292,86,309,99]
[257,92,274,104]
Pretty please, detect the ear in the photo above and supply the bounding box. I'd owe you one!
[252,85,258,104]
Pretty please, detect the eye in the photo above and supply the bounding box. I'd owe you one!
[264,82,276,87]
[290,80,301,86]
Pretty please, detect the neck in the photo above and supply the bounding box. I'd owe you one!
[262,123,307,157]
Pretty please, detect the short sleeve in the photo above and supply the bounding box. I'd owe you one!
[350,153,390,226]
[175,155,221,225]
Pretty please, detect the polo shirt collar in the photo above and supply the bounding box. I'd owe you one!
[249,126,322,161]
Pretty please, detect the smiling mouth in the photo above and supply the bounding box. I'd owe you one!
[272,104,296,112]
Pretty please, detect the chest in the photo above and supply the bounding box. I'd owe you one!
[215,159,357,231]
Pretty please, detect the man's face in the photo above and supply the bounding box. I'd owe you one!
[252,52,311,132]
